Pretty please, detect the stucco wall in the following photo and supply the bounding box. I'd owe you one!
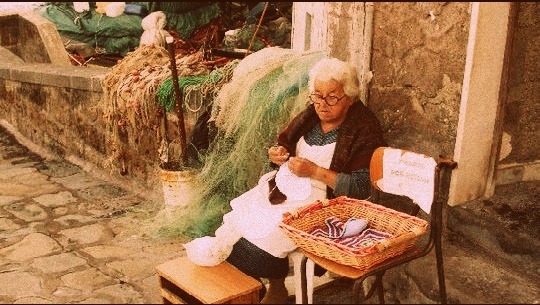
[291,2,373,104]
[369,2,471,159]
[502,2,539,164]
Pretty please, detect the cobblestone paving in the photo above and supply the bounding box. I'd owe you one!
[0,125,187,304]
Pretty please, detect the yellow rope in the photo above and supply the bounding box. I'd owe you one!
[246,2,269,56]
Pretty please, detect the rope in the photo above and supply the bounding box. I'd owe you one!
[246,2,269,56]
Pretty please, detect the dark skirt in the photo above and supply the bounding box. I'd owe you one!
[226,237,290,279]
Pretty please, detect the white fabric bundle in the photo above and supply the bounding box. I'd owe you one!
[73,2,90,13]
[183,218,242,266]
[140,11,171,48]
[105,2,125,18]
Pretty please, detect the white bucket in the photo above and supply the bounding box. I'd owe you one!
[159,168,197,207]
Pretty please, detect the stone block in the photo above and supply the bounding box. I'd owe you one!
[40,68,71,89]
[0,46,24,63]
[0,233,62,261]
[496,163,524,185]
[0,66,11,79]
[0,271,42,297]
[523,161,540,181]
[10,64,44,84]
[18,11,71,66]
[31,252,87,273]
[69,73,93,91]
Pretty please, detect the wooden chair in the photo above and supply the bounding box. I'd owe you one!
[298,147,457,304]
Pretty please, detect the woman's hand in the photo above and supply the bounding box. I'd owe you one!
[288,157,339,189]
[288,156,318,178]
[268,145,290,166]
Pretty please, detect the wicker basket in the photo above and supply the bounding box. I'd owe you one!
[279,196,428,270]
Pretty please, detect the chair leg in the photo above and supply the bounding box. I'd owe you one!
[352,273,386,304]
[435,231,448,304]
[300,255,308,304]
[352,279,366,304]
[376,273,385,304]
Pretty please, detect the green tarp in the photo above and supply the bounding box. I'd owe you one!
[37,2,221,56]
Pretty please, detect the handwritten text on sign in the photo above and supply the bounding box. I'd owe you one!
[378,149,436,214]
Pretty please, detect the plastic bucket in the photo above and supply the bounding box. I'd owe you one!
[159,168,197,207]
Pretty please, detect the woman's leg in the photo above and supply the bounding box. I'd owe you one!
[226,237,289,303]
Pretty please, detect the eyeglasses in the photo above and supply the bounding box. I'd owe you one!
[309,93,346,106]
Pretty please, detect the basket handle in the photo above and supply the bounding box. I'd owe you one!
[282,197,348,220]
[283,199,329,220]
[375,231,418,252]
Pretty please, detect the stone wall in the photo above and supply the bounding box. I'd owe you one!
[0,64,113,171]
[369,2,471,159]
[0,13,209,194]
[0,61,203,192]
[0,12,71,66]
[0,14,19,55]
[502,2,539,164]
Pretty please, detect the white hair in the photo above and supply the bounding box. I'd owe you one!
[308,58,360,99]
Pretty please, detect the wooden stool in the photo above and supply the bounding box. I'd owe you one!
[155,256,263,304]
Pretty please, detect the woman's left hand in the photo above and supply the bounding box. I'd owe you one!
[288,157,318,178]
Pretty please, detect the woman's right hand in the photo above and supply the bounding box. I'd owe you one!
[268,145,290,166]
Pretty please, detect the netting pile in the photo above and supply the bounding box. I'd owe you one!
[157,59,240,113]
[159,47,326,238]
[155,59,240,167]
[100,45,210,172]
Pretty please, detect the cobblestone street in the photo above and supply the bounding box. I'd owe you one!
[0,124,187,304]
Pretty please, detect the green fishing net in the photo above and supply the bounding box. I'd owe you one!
[158,47,326,238]
[157,61,239,112]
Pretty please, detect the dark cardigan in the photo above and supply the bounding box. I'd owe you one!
[276,101,386,199]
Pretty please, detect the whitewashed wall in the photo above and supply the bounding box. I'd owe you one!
[291,2,373,103]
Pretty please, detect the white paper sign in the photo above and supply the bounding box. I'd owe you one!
[377,148,437,214]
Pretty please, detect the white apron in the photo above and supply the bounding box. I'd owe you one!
[184,136,336,264]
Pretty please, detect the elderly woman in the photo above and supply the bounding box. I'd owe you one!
[185,57,386,303]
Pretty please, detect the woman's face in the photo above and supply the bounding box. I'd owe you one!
[312,78,353,127]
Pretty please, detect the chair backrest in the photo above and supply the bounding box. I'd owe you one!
[369,147,457,252]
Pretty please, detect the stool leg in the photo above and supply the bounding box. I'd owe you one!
[290,251,304,304]
[306,259,315,304]
[299,257,315,304]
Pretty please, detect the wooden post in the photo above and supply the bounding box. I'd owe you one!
[166,36,188,165]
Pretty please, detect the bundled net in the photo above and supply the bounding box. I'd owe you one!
[155,60,239,167]
[158,47,326,238]
[156,59,240,113]
[100,44,210,172]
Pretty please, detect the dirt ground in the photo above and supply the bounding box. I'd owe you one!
[468,180,539,239]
